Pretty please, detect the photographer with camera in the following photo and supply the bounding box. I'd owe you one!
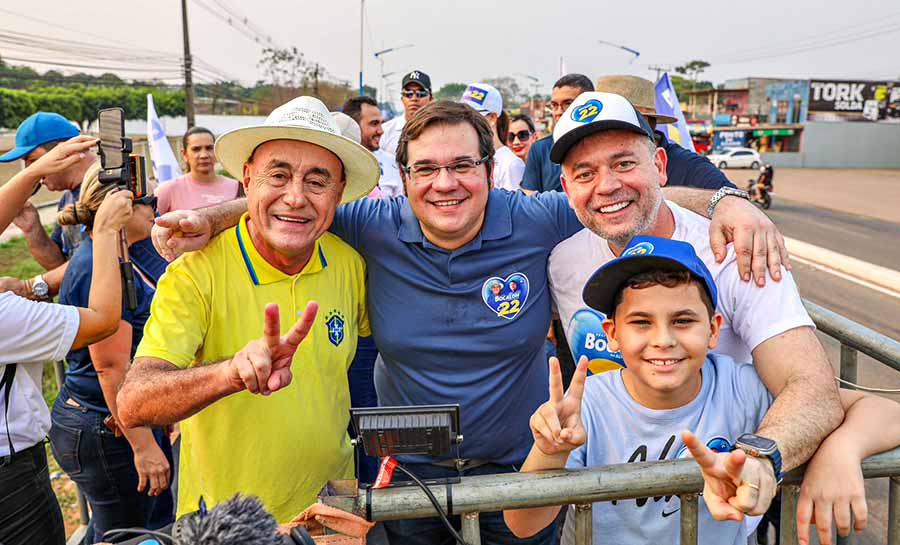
[0,113,170,300]
[49,160,174,543]
[0,137,137,545]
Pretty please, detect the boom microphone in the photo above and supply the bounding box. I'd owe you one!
[172,494,282,545]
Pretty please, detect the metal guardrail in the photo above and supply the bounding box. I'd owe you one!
[321,299,900,545]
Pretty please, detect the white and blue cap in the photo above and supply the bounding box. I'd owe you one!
[582,235,718,316]
[550,91,655,164]
[460,83,503,116]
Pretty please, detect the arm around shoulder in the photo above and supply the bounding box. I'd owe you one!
[751,326,844,470]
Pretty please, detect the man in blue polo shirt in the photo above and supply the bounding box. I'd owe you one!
[150,98,788,545]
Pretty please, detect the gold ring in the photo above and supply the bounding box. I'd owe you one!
[742,481,760,491]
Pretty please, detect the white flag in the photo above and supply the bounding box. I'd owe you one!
[146,94,182,183]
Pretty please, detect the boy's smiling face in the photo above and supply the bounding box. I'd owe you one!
[602,281,723,410]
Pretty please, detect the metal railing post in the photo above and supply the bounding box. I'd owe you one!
[840,344,858,390]
[573,503,592,545]
[889,477,900,545]
[680,494,699,545]
[779,485,800,545]
[461,512,481,545]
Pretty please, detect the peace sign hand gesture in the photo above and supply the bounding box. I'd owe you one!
[224,301,318,396]
[530,356,590,457]
[682,430,777,522]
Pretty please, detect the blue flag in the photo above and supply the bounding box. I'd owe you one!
[654,73,695,152]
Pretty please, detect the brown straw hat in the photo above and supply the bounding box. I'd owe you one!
[595,75,677,125]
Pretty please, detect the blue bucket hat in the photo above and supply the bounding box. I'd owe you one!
[0,112,80,162]
[582,235,718,316]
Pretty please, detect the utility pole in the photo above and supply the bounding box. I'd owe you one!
[181,0,196,128]
[647,65,672,83]
[313,63,320,97]
[358,0,364,95]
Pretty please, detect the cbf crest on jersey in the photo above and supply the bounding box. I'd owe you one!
[325,309,345,347]
[481,273,529,320]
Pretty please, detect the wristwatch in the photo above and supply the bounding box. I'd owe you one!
[30,274,50,300]
[706,187,750,218]
[733,433,783,485]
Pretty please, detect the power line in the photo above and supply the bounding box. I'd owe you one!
[710,14,900,65]
[0,55,184,73]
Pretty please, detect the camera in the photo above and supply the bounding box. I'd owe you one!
[96,107,145,310]
[97,107,149,197]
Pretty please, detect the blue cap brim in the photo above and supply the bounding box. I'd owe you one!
[583,255,717,317]
[0,144,37,163]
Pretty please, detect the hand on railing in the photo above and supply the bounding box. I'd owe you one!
[530,357,589,458]
[682,430,778,522]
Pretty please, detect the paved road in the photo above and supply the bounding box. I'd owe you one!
[767,197,900,271]
[756,198,900,545]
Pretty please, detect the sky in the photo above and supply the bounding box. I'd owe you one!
[3,0,899,106]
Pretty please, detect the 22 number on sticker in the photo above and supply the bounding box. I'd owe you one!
[578,104,598,121]
[497,299,521,317]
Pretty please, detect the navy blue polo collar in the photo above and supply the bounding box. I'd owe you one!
[398,190,513,248]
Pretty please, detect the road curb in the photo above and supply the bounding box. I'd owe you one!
[785,237,900,293]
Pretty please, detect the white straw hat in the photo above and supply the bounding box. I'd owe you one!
[215,96,379,203]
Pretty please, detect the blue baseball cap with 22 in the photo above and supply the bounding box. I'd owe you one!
[0,112,81,163]
[582,235,719,316]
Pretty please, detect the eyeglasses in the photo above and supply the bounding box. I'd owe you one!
[547,100,574,113]
[400,155,490,183]
[507,130,533,143]
[401,89,430,99]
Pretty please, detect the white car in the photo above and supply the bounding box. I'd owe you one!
[707,147,761,169]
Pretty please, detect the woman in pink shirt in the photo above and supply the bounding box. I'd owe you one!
[155,127,241,214]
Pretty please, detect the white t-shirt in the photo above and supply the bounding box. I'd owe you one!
[492,146,525,191]
[565,353,773,545]
[373,148,403,198]
[379,115,405,155]
[548,201,814,375]
[0,293,80,456]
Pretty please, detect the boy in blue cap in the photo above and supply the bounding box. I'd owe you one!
[505,235,900,545]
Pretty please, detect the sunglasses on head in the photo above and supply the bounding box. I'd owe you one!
[133,195,157,210]
[508,130,533,143]
[401,89,430,99]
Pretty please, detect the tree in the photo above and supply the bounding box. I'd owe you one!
[670,75,713,97]
[0,89,34,129]
[434,83,468,100]
[481,77,526,108]
[674,60,711,91]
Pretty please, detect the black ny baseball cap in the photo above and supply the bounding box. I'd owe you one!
[401,70,432,93]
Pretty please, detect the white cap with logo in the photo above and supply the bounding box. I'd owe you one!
[215,96,379,203]
[460,83,503,116]
[549,91,656,164]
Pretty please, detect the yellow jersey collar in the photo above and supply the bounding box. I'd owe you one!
[234,213,327,286]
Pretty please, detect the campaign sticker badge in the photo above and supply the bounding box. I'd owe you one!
[482,273,529,320]
[464,85,489,105]
[325,309,345,347]
[571,99,604,123]
[567,308,625,375]
[624,241,655,256]
[675,436,732,459]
